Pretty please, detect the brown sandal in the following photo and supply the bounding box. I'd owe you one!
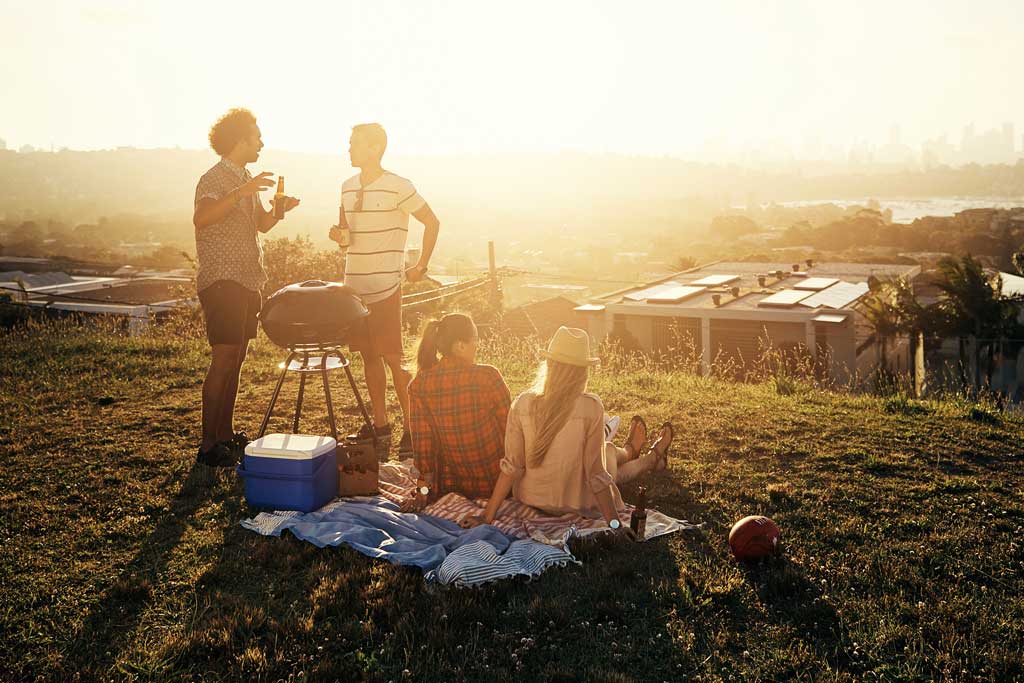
[651,421,674,470]
[624,415,647,460]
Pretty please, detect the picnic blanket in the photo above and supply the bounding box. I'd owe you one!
[241,495,578,586]
[381,460,702,546]
[241,459,700,587]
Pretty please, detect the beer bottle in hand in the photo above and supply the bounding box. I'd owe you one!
[630,486,648,540]
[273,176,286,219]
[331,203,352,250]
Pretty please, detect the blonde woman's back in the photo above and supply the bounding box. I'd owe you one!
[501,391,624,515]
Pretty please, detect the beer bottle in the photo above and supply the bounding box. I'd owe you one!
[273,176,286,219]
[630,486,648,540]
[332,202,352,250]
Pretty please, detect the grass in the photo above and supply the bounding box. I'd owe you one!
[1,318,1023,682]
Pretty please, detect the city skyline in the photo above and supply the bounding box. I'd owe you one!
[2,119,1021,169]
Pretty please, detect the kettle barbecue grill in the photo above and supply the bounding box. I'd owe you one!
[255,279,376,443]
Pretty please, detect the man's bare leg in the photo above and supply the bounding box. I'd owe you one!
[216,341,249,443]
[384,353,412,432]
[202,344,242,452]
[361,351,390,428]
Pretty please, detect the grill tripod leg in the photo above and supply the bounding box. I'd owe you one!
[342,362,376,446]
[293,372,307,433]
[321,351,339,442]
[258,352,295,439]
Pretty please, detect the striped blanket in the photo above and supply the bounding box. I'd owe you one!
[379,460,702,546]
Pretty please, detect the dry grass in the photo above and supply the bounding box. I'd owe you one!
[1,318,1022,682]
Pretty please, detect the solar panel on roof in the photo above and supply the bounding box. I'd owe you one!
[793,277,840,291]
[646,285,706,304]
[758,289,813,307]
[798,281,868,309]
[624,281,682,301]
[690,274,740,287]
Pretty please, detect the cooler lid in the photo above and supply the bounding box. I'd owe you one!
[245,433,337,459]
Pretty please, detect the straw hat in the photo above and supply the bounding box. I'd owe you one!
[541,326,600,367]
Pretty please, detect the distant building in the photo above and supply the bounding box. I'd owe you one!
[0,138,6,151]
[0,270,195,335]
[500,296,582,340]
[575,261,921,385]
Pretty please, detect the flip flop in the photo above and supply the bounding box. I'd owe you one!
[624,415,647,460]
[651,421,674,470]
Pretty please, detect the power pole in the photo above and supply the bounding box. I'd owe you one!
[488,241,502,315]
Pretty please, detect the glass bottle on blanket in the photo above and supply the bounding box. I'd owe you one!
[630,486,648,540]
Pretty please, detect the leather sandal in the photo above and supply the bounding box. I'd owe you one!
[651,421,674,470]
[624,415,647,460]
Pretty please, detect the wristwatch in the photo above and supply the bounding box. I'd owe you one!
[608,519,621,530]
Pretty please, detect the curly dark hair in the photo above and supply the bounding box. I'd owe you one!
[208,108,257,156]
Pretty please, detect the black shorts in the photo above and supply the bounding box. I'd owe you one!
[198,280,261,346]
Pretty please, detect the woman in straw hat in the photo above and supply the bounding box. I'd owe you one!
[460,326,672,534]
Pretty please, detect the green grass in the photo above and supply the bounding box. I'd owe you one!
[1,319,1023,682]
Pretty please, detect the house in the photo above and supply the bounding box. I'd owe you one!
[500,296,582,340]
[575,261,921,384]
[0,270,195,335]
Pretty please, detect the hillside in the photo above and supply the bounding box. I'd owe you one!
[0,320,1022,682]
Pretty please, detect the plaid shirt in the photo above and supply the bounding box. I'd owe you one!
[408,358,511,498]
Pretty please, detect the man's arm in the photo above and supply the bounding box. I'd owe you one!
[193,171,274,230]
[405,203,440,282]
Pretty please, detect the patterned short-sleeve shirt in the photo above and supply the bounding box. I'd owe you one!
[193,158,267,293]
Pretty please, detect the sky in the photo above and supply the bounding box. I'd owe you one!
[0,0,1020,157]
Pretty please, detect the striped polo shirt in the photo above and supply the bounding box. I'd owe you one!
[340,171,426,304]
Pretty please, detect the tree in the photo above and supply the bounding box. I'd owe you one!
[860,281,902,372]
[862,275,946,393]
[1012,250,1024,277]
[931,255,1023,393]
[261,235,345,296]
[709,215,759,240]
[671,255,697,271]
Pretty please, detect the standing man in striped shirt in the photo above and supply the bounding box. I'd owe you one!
[330,123,440,456]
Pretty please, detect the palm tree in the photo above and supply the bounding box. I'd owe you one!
[860,282,902,372]
[862,275,934,393]
[931,255,1020,393]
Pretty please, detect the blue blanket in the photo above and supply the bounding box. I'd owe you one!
[241,496,577,585]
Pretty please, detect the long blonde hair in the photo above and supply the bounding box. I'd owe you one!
[527,359,589,467]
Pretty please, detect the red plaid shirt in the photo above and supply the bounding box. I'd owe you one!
[408,358,511,498]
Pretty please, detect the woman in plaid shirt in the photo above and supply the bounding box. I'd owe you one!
[406,314,511,508]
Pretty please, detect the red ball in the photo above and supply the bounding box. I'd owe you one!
[729,515,781,561]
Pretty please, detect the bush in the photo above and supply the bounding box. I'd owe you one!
[262,235,345,295]
[0,292,30,327]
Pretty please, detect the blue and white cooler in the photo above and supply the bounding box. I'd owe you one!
[237,433,338,512]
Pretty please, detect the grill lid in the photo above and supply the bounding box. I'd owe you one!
[259,279,369,349]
